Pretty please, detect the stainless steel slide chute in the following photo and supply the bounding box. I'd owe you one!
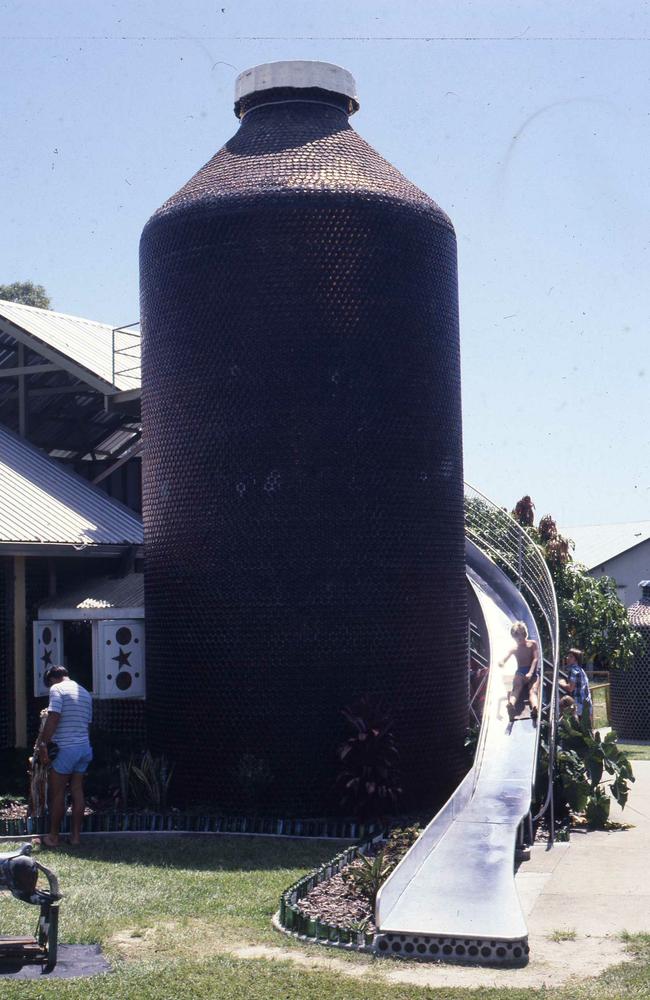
[374,538,548,965]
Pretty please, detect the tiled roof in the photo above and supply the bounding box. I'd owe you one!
[629,599,650,628]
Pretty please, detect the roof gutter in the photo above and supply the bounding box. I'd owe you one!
[0,542,138,558]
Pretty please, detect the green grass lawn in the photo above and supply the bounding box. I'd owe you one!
[589,681,650,760]
[0,836,648,999]
[591,684,610,729]
[618,742,650,761]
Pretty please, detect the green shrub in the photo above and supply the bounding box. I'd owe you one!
[342,825,422,906]
[585,786,611,828]
[536,706,634,831]
[336,698,402,821]
[556,709,634,827]
[118,750,174,811]
[85,728,147,803]
[510,495,643,670]
[342,847,395,907]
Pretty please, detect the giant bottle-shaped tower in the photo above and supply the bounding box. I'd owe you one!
[140,61,468,812]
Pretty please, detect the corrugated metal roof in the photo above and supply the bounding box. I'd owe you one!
[0,299,140,392]
[561,521,650,569]
[0,424,143,547]
[39,572,144,611]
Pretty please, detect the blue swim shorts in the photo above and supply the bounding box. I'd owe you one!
[52,744,93,775]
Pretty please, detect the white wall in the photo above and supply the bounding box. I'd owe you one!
[588,538,650,607]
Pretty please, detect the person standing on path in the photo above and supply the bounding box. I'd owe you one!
[559,648,593,726]
[38,665,93,847]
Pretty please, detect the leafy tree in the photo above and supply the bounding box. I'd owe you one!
[0,281,51,308]
[551,562,642,670]
[512,499,642,670]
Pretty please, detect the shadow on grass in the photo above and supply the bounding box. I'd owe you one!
[33,834,349,872]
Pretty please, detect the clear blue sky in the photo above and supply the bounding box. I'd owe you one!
[2,1,649,526]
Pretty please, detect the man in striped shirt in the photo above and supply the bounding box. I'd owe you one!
[38,665,93,848]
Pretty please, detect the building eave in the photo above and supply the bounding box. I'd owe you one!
[0,542,133,557]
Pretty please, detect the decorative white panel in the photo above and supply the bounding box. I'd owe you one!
[95,620,145,698]
[33,621,64,697]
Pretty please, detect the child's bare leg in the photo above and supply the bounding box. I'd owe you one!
[509,673,523,708]
[507,673,523,720]
[528,678,540,718]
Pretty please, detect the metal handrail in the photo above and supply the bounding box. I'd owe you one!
[112,322,141,387]
[464,483,560,842]
[469,672,488,726]
[469,624,490,726]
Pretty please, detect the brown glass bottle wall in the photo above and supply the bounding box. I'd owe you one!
[140,83,468,812]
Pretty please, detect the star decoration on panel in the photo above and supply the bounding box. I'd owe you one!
[111,649,132,668]
[98,620,145,698]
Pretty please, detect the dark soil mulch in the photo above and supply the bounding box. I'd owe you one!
[296,858,376,933]
[294,828,423,936]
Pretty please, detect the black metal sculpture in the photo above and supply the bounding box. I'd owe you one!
[0,844,60,972]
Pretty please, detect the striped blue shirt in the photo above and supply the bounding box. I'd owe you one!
[48,679,93,748]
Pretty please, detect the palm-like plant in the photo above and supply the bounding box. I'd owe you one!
[336,698,402,820]
[118,751,174,811]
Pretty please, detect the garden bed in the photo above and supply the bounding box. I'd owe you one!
[278,841,377,949]
[277,826,421,949]
[296,859,376,934]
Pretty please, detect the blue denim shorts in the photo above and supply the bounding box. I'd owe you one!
[52,744,93,775]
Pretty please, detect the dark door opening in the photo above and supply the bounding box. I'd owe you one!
[63,620,93,692]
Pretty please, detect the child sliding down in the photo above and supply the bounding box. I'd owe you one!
[499,621,540,723]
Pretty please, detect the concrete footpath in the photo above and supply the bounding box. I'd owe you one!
[507,757,650,987]
[519,758,650,936]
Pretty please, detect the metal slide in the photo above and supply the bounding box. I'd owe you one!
[375,493,559,966]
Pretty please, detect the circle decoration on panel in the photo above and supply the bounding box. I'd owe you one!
[96,621,145,699]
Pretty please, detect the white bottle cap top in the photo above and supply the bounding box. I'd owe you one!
[235,60,358,113]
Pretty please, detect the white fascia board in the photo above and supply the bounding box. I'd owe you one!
[37,606,144,621]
